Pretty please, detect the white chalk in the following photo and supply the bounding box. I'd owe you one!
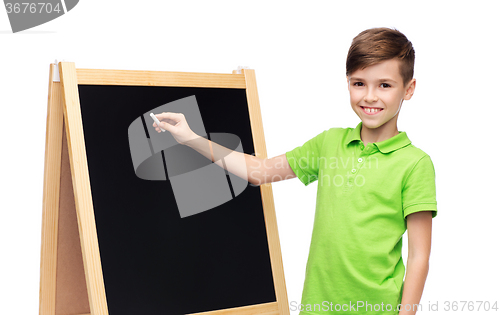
[150,113,166,132]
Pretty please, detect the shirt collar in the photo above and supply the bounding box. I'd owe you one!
[346,121,412,153]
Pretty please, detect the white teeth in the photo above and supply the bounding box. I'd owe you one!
[363,107,381,113]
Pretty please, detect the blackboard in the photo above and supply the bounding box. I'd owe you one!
[39,63,289,315]
[79,85,275,314]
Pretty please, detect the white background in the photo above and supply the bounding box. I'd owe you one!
[1,1,499,314]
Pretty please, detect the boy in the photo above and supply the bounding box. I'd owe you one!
[153,27,437,315]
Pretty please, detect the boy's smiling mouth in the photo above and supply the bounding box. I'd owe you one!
[360,106,384,115]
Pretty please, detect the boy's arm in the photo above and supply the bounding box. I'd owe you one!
[399,211,433,315]
[152,112,297,186]
[186,136,296,186]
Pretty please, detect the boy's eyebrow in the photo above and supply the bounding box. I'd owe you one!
[349,77,398,83]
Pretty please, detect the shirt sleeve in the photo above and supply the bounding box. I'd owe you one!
[402,154,438,219]
[285,130,327,186]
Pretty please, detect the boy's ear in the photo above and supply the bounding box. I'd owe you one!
[346,76,350,90]
[404,78,416,100]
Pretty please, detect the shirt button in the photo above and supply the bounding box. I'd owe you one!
[358,158,363,163]
[351,169,356,173]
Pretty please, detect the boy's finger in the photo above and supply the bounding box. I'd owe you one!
[156,112,181,122]
[164,118,177,126]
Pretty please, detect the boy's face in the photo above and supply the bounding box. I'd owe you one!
[346,58,416,132]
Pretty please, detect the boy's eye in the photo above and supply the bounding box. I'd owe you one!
[351,82,391,88]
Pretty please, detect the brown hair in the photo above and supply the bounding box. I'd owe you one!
[346,27,415,86]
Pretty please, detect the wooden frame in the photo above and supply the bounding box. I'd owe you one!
[39,62,289,315]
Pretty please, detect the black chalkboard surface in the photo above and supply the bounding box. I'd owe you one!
[78,85,275,314]
[40,63,288,315]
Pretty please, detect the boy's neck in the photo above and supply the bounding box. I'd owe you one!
[360,121,399,146]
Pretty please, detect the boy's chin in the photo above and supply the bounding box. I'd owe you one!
[360,119,386,130]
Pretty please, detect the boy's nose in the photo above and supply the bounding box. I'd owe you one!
[364,88,379,103]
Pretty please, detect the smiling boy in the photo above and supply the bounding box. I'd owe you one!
[153,27,437,315]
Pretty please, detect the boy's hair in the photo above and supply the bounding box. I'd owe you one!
[346,27,415,86]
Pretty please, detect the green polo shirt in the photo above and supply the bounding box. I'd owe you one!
[285,121,437,315]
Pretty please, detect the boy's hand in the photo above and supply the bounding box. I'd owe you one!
[152,112,198,145]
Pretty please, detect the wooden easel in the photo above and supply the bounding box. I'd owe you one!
[39,62,290,315]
